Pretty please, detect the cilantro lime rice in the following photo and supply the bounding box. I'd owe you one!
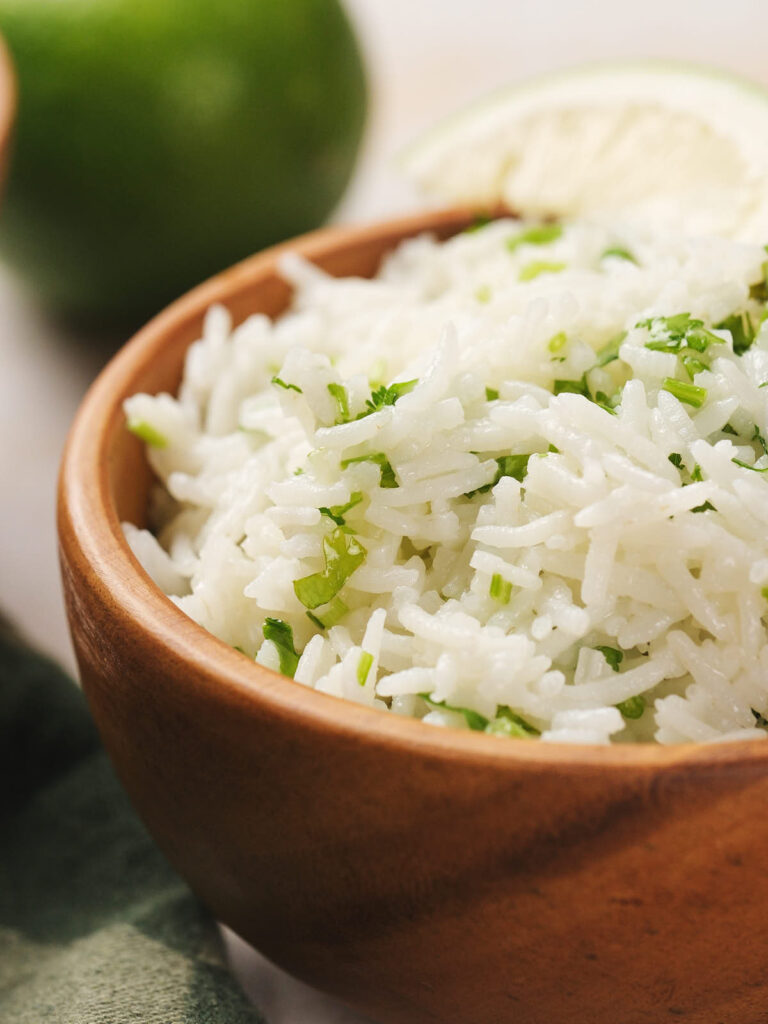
[123,218,768,744]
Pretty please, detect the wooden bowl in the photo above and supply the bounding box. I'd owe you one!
[0,34,16,195]
[58,209,768,1024]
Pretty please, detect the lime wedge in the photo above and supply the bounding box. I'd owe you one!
[401,62,768,241]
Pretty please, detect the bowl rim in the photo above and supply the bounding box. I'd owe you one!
[0,34,16,168]
[57,206,768,773]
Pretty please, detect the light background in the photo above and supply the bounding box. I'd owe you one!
[2,1,768,1020]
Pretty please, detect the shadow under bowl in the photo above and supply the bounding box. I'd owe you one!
[57,208,768,1024]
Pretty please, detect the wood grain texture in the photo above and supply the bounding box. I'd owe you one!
[58,209,768,1024]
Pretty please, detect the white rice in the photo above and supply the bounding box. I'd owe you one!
[123,217,768,744]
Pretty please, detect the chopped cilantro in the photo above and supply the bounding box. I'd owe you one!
[420,694,488,731]
[553,374,619,412]
[485,386,500,401]
[127,420,168,449]
[638,314,722,354]
[263,618,301,678]
[691,501,716,513]
[489,573,512,604]
[596,645,623,672]
[357,651,374,686]
[752,707,768,728]
[547,331,567,354]
[341,452,398,488]
[486,706,540,738]
[506,222,562,252]
[318,491,363,527]
[327,382,350,422]
[519,260,566,282]
[762,588,768,602]
[668,453,684,469]
[616,695,646,719]
[363,379,418,416]
[717,311,756,355]
[306,596,349,630]
[681,354,708,379]
[662,378,707,408]
[601,246,637,264]
[293,528,366,609]
[554,376,590,397]
[593,391,618,415]
[271,376,303,393]
[750,255,768,303]
[690,464,703,482]
[732,458,768,473]
[465,453,531,498]
[595,332,626,366]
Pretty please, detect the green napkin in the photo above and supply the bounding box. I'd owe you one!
[0,616,265,1024]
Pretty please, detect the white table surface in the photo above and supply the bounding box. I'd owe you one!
[3,1,768,1020]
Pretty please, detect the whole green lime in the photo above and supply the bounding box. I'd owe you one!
[0,0,367,324]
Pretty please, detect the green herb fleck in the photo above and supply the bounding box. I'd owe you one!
[485,386,500,401]
[293,528,366,609]
[519,260,566,282]
[681,354,708,379]
[732,458,768,473]
[716,311,756,355]
[127,420,168,449]
[490,573,512,604]
[601,246,637,264]
[263,618,301,678]
[690,464,703,482]
[638,314,722,354]
[596,645,623,672]
[691,501,716,513]
[318,491,364,527]
[357,651,374,686]
[595,332,626,366]
[547,331,567,354]
[616,695,646,719]
[662,378,707,408]
[593,391,618,415]
[750,254,768,303]
[362,379,418,417]
[271,376,303,393]
[762,587,768,602]
[306,596,349,630]
[554,376,590,397]
[327,382,350,422]
[420,694,488,731]
[506,223,562,252]
[485,706,540,738]
[752,707,768,728]
[668,453,684,469]
[465,453,531,498]
[341,452,398,488]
